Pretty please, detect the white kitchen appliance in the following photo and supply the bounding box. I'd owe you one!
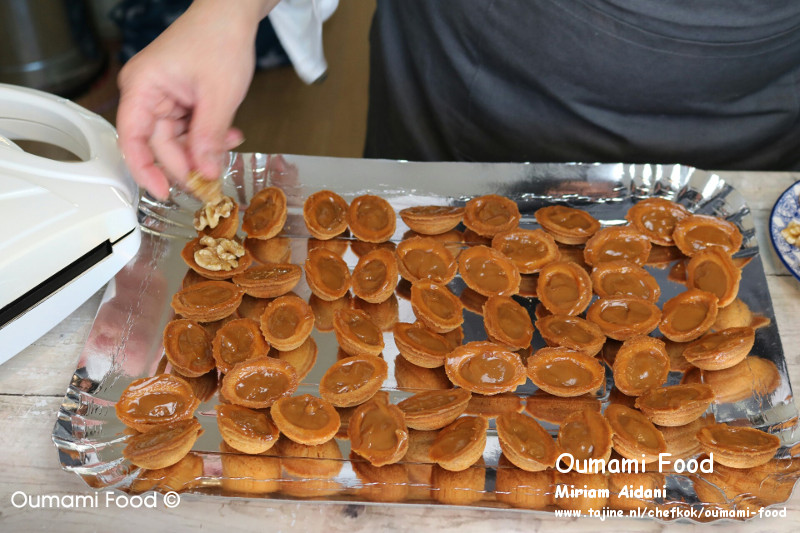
[0,83,141,364]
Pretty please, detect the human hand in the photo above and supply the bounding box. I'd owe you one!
[117,0,277,200]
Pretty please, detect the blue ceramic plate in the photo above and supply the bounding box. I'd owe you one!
[770,180,800,281]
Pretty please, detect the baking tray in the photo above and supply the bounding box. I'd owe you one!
[53,155,800,520]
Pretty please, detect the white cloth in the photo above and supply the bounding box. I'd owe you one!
[268,0,338,84]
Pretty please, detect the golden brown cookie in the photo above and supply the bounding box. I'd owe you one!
[491,228,560,274]
[163,319,215,378]
[171,280,244,322]
[672,214,743,257]
[242,186,287,240]
[584,226,652,267]
[660,289,719,342]
[625,197,690,246]
[304,248,351,301]
[696,424,780,468]
[116,374,200,432]
[123,418,203,470]
[397,388,472,430]
[496,412,558,472]
[232,263,302,298]
[611,336,669,397]
[527,347,605,397]
[536,261,593,316]
[319,354,388,407]
[303,189,349,240]
[686,248,741,308]
[409,281,464,333]
[259,294,315,351]
[463,194,520,237]
[445,341,527,395]
[349,394,409,466]
[590,260,660,302]
[220,356,298,408]
[458,245,521,297]
[535,205,600,245]
[586,297,661,341]
[347,194,397,243]
[216,404,279,454]
[482,295,534,350]
[333,307,384,356]
[351,247,398,303]
[682,326,755,371]
[211,318,270,374]
[400,205,465,236]
[396,236,458,285]
[429,416,488,471]
[635,383,714,427]
[536,314,606,357]
[605,404,666,463]
[271,394,341,445]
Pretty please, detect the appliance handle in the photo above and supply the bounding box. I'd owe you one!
[0,83,138,204]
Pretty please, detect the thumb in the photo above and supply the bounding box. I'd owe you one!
[187,96,239,180]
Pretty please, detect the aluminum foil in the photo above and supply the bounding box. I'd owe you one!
[53,154,800,520]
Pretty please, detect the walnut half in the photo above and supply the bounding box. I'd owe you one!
[781,220,800,247]
[194,236,245,271]
[194,196,234,231]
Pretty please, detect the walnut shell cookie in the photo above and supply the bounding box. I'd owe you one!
[333,308,384,357]
[659,289,719,342]
[458,245,521,297]
[303,190,349,240]
[220,356,298,409]
[399,205,465,235]
[463,194,520,237]
[242,186,288,240]
[171,280,244,323]
[351,248,398,303]
[535,205,600,245]
[682,327,755,371]
[396,236,457,285]
[181,236,253,280]
[429,415,489,471]
[123,417,204,470]
[672,214,743,257]
[232,263,302,298]
[625,197,691,246]
[681,356,780,405]
[347,194,396,243]
[482,296,534,350]
[116,374,200,432]
[410,281,464,333]
[216,404,279,454]
[586,297,662,341]
[557,409,613,464]
[319,354,388,407]
[271,394,341,445]
[271,336,318,381]
[194,195,239,239]
[445,341,527,395]
[605,404,666,463]
[348,395,409,466]
[536,260,593,316]
[526,347,606,397]
[536,314,606,357]
[245,236,292,264]
[304,248,351,301]
[583,226,652,267]
[397,388,472,430]
[611,336,670,397]
[696,424,780,469]
[491,228,560,274]
[259,295,315,351]
[496,412,558,472]
[163,319,215,378]
[686,248,741,308]
[590,260,660,302]
[393,322,455,368]
[634,383,715,427]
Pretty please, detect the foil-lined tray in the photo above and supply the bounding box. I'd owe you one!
[53,155,800,520]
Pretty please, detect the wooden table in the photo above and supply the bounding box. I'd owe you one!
[2,171,799,532]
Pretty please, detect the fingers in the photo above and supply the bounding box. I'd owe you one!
[187,93,240,180]
[150,117,191,185]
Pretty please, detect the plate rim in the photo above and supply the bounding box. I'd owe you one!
[769,179,800,282]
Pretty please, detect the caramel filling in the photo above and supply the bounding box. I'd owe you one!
[616,412,661,450]
[601,273,651,299]
[314,197,345,230]
[691,330,747,353]
[623,350,665,390]
[537,357,594,388]
[403,249,448,279]
[221,407,272,438]
[597,237,647,263]
[560,421,595,460]
[420,288,457,319]
[496,303,529,338]
[358,404,401,451]
[459,354,516,385]
[356,200,390,230]
[641,209,679,237]
[498,236,549,261]
[669,302,710,332]
[464,257,508,291]
[543,272,579,305]
[181,285,236,307]
[219,325,255,365]
[316,257,347,290]
[547,319,593,343]
[599,300,653,325]
[249,196,279,231]
[431,418,482,457]
[355,259,387,292]
[401,392,461,413]
[125,392,186,421]
[684,226,732,252]
[243,266,295,281]
[130,423,191,450]
[279,396,331,430]
[175,324,209,365]
[325,360,374,393]
[693,261,727,298]
[408,206,461,216]
[548,206,593,230]
[706,427,775,452]
[343,313,382,345]
[477,201,512,227]
[234,370,290,402]
[405,327,451,354]
[642,388,703,410]
[504,422,547,459]
[267,306,301,339]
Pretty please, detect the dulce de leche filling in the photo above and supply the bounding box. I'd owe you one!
[173,323,209,363]
[356,199,390,230]
[400,391,463,413]
[595,236,648,263]
[325,360,376,394]
[248,194,280,231]
[219,405,273,438]
[495,233,550,262]
[342,313,382,345]
[640,208,681,238]
[615,411,662,451]
[668,302,711,332]
[547,206,594,230]
[501,420,548,460]
[476,201,513,227]
[546,318,594,343]
[543,272,580,305]
[623,350,665,390]
[599,300,654,325]
[124,392,187,422]
[640,387,705,410]
[278,396,331,430]
[267,306,301,339]
[234,370,290,403]
[405,327,452,354]
[355,259,387,292]
[559,420,597,460]
[692,261,728,298]
[464,256,508,292]
[357,403,403,452]
[402,248,449,280]
[421,288,458,319]
[315,257,348,291]
[600,273,652,299]
[496,302,529,338]
[537,357,595,388]
[704,426,777,452]
[459,354,517,386]
[684,225,734,253]
[314,197,346,230]
[218,324,256,365]
[430,417,483,458]
[180,284,237,307]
